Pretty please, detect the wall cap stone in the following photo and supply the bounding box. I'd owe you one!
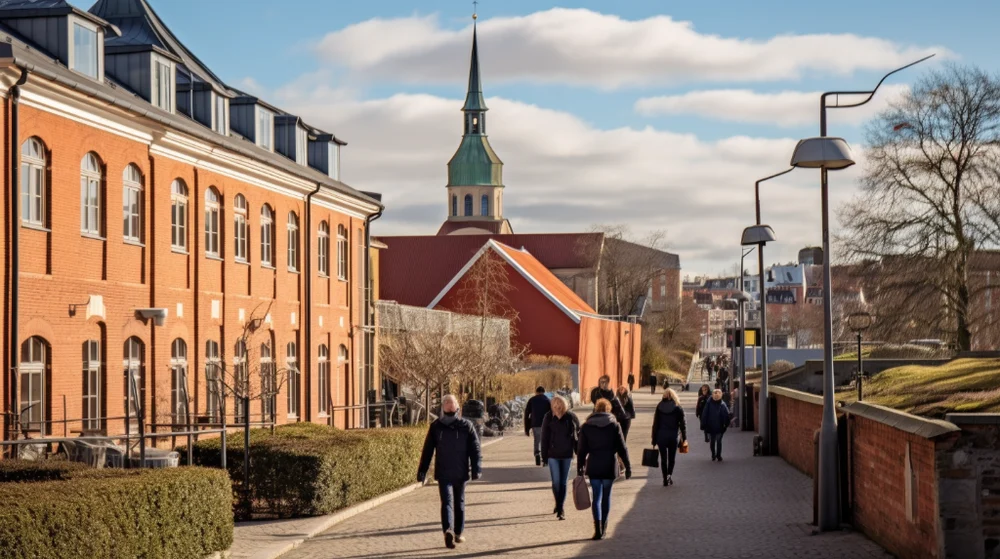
[770,385,824,406]
[846,401,960,439]
[945,413,1000,425]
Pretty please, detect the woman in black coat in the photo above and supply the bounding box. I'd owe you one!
[651,388,687,486]
[615,385,636,441]
[695,384,711,443]
[540,395,580,520]
[578,399,631,541]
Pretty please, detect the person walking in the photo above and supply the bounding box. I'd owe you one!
[589,375,627,425]
[701,389,731,462]
[651,388,687,486]
[540,395,579,520]
[417,395,482,549]
[627,372,635,393]
[524,386,552,466]
[615,385,636,441]
[578,399,631,540]
[695,384,711,443]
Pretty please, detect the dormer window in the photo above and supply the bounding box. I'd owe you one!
[328,143,340,180]
[71,21,100,79]
[257,107,274,151]
[214,94,228,135]
[295,126,308,165]
[151,54,174,112]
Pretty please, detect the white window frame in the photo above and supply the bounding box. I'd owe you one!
[261,205,274,267]
[151,53,175,113]
[171,339,188,424]
[171,179,188,251]
[481,194,489,217]
[122,164,143,243]
[80,153,102,236]
[260,341,275,422]
[286,342,299,418]
[213,93,228,136]
[234,194,248,263]
[20,138,45,227]
[20,337,47,433]
[205,188,221,257]
[318,344,329,415]
[318,221,330,277]
[257,106,274,151]
[205,340,222,422]
[337,225,348,281]
[295,125,308,165]
[234,341,247,423]
[83,340,102,431]
[287,212,299,272]
[328,143,340,180]
[123,337,143,435]
[69,17,102,80]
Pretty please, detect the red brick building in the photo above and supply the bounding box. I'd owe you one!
[0,0,382,443]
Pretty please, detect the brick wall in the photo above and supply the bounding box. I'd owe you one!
[941,415,1000,559]
[771,387,823,477]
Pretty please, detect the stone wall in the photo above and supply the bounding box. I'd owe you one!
[942,414,1000,559]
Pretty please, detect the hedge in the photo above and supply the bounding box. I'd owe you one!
[0,463,233,559]
[183,423,426,518]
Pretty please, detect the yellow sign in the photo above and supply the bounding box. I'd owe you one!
[744,330,756,346]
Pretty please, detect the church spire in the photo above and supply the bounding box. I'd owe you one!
[463,22,488,112]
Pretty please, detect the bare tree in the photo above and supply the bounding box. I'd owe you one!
[584,225,669,317]
[839,64,1000,350]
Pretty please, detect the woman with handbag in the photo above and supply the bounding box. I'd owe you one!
[695,384,712,443]
[614,385,636,441]
[541,395,580,520]
[577,399,631,541]
[651,388,687,486]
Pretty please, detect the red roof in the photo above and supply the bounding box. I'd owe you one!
[436,220,510,235]
[377,233,604,307]
[490,242,595,315]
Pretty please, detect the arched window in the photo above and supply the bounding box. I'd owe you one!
[171,179,188,250]
[80,153,102,235]
[451,195,458,217]
[260,205,274,266]
[20,138,45,226]
[318,221,330,277]
[204,187,221,257]
[464,194,473,216]
[20,336,48,433]
[260,338,275,421]
[318,344,330,415]
[338,345,349,417]
[205,340,221,422]
[122,164,143,242]
[233,341,247,423]
[481,195,489,217]
[337,224,348,280]
[287,212,299,272]
[82,339,102,431]
[286,341,299,417]
[234,194,248,262]
[170,339,188,425]
[123,337,144,434]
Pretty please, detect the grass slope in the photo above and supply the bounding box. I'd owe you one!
[849,358,1000,418]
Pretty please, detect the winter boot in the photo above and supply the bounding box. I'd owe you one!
[592,520,603,540]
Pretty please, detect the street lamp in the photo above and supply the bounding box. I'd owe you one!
[846,311,874,401]
[730,290,751,430]
[790,54,933,532]
[741,224,776,454]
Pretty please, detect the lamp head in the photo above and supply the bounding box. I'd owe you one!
[847,311,874,333]
[741,225,776,246]
[790,137,856,170]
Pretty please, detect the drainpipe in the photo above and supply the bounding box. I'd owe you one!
[304,183,321,422]
[363,204,383,427]
[7,68,27,441]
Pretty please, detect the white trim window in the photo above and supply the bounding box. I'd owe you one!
[234,194,248,262]
[170,339,188,424]
[80,152,102,236]
[287,212,299,272]
[234,341,247,423]
[122,164,143,243]
[260,340,275,422]
[318,221,330,277]
[20,336,47,433]
[171,179,188,251]
[260,205,274,266]
[123,337,144,435]
[151,54,174,112]
[318,344,329,415]
[20,137,45,226]
[204,187,221,257]
[286,341,299,417]
[337,224,348,281]
[257,107,274,151]
[214,94,228,135]
[70,20,101,79]
[295,125,308,165]
[205,340,222,422]
[83,340,102,431]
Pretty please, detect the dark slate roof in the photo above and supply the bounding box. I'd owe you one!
[463,24,487,112]
[0,0,115,29]
[378,233,604,307]
[604,237,680,269]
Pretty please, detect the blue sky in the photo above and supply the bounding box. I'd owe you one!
[137,0,997,276]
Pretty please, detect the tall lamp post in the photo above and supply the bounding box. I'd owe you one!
[741,224,776,453]
[790,54,934,532]
[847,311,873,401]
[730,290,751,429]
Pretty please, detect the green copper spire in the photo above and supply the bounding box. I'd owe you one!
[448,20,502,187]
[463,24,488,112]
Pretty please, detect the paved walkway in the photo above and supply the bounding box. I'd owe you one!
[279,388,889,559]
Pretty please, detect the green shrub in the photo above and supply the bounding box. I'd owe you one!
[183,424,426,518]
[0,464,233,559]
[0,459,87,483]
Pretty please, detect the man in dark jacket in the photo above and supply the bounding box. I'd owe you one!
[700,389,731,462]
[418,395,482,549]
[589,375,627,424]
[524,386,551,466]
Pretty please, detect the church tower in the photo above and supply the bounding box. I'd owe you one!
[437,17,512,236]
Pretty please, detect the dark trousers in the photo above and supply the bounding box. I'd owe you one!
[590,478,614,522]
[650,382,656,395]
[710,432,724,458]
[628,381,635,392]
[659,439,678,477]
[547,458,572,511]
[620,418,631,441]
[438,481,467,534]
[531,427,543,458]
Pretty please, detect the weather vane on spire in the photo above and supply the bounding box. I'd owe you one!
[472,0,478,20]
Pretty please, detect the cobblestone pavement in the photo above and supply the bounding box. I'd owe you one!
[282,389,891,559]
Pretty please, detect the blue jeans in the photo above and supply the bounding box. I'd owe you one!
[710,432,724,458]
[547,458,572,511]
[437,481,467,534]
[590,478,613,522]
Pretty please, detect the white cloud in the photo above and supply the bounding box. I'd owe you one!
[635,84,911,128]
[312,9,947,89]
